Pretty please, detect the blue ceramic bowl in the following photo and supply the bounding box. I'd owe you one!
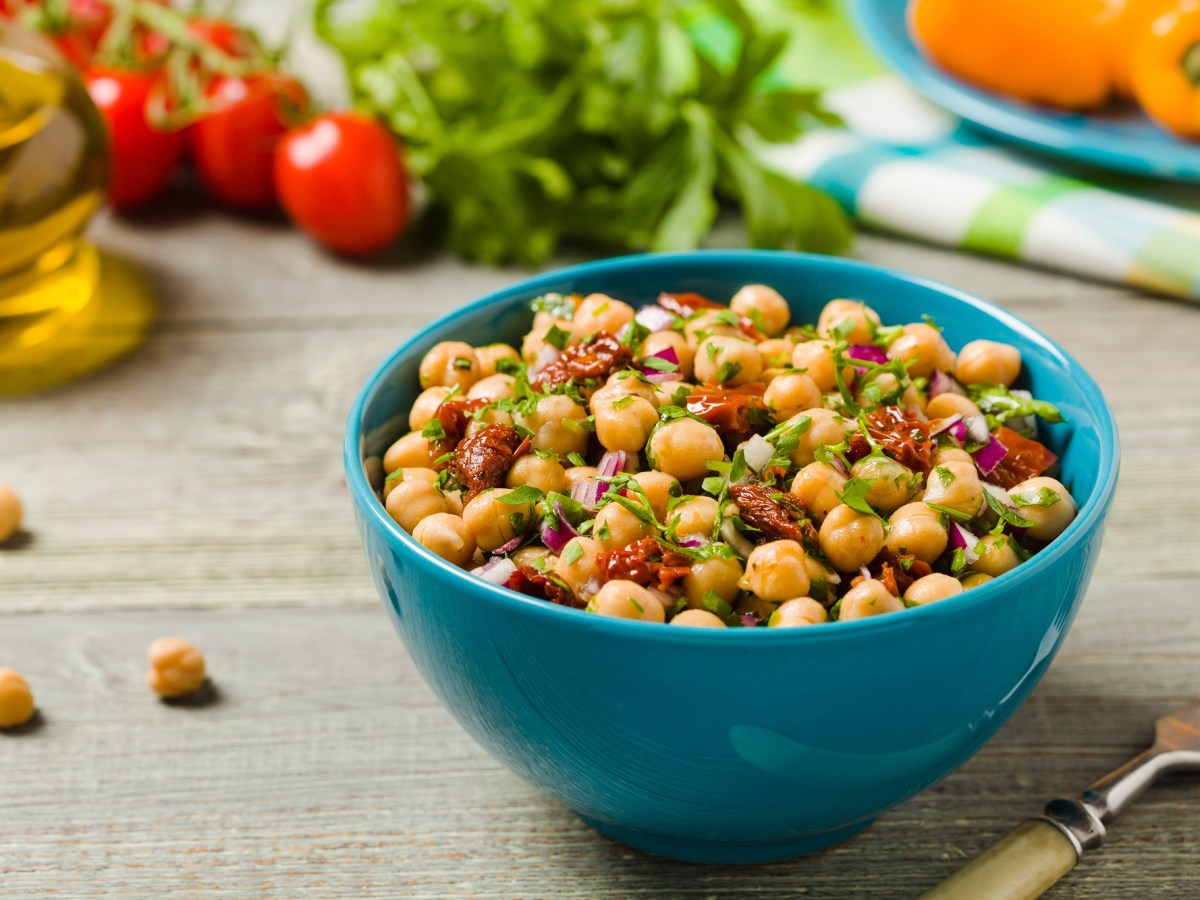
[345,251,1119,863]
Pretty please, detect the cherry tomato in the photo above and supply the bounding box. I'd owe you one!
[187,18,255,58]
[274,112,410,257]
[84,67,185,210]
[189,74,307,212]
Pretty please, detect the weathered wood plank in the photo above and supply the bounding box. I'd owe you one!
[1,580,1197,898]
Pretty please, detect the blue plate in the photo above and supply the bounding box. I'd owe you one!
[851,0,1200,181]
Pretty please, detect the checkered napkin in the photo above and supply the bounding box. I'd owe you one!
[762,7,1200,301]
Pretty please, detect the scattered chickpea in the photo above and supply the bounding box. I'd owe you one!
[462,488,534,553]
[739,540,811,602]
[887,323,955,378]
[418,341,480,391]
[683,555,743,605]
[572,294,634,339]
[885,502,948,564]
[923,460,985,518]
[850,455,918,514]
[474,343,520,378]
[838,579,904,621]
[1009,476,1077,541]
[764,372,822,422]
[669,496,720,540]
[408,386,454,432]
[413,513,477,568]
[731,284,790,336]
[0,482,21,544]
[383,432,438,473]
[904,573,963,606]
[0,668,35,728]
[787,408,852,467]
[506,455,569,494]
[791,340,847,392]
[968,533,1022,577]
[590,580,664,622]
[146,637,207,699]
[595,396,658,453]
[554,536,603,596]
[671,609,727,628]
[649,418,724,481]
[693,335,763,386]
[638,331,694,380]
[770,597,829,628]
[467,373,516,403]
[790,462,847,523]
[925,393,983,421]
[386,476,456,534]
[633,471,680,522]
[816,299,880,344]
[960,572,994,590]
[819,504,886,573]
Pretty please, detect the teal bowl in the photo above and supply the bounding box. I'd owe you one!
[345,251,1119,863]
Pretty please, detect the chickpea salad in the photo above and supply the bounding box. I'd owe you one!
[377,287,1076,628]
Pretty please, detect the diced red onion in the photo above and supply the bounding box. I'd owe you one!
[847,343,888,374]
[597,450,628,477]
[743,433,774,474]
[581,577,601,600]
[493,534,526,555]
[569,478,604,510]
[472,557,518,585]
[973,434,1009,477]
[948,522,981,564]
[982,482,1017,510]
[677,535,707,548]
[529,344,560,377]
[929,413,963,438]
[943,417,967,447]
[828,455,849,477]
[635,305,678,333]
[738,613,761,628]
[965,415,990,445]
[539,501,580,555]
[929,369,966,398]
[636,346,680,384]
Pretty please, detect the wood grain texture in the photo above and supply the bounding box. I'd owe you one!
[1,580,1197,899]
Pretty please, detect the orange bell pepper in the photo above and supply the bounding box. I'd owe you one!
[909,0,1123,110]
[1107,1,1173,97]
[1131,0,1200,137]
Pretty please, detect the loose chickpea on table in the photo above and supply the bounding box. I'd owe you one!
[375,286,1078,627]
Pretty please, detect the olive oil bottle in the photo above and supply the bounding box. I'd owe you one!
[0,23,152,395]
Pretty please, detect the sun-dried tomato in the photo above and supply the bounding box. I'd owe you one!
[432,398,488,459]
[601,537,692,592]
[506,565,583,609]
[986,427,1059,490]
[656,292,764,341]
[451,424,530,499]
[686,383,769,439]
[848,406,933,474]
[534,331,632,388]
[729,484,818,548]
[850,548,933,597]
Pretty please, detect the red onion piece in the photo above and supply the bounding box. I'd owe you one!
[973,433,1009,476]
[581,577,601,600]
[472,557,518,585]
[570,478,604,510]
[965,415,990,445]
[948,522,981,564]
[635,305,678,333]
[847,343,888,375]
[929,369,966,398]
[493,534,526,555]
[738,613,761,628]
[942,417,967,447]
[676,535,707,548]
[538,501,580,555]
[636,346,680,384]
[929,413,963,438]
[597,451,628,478]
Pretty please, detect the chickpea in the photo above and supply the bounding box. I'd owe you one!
[764,372,822,422]
[517,394,589,456]
[590,580,665,622]
[819,504,886,573]
[383,432,439,473]
[731,284,790,336]
[968,533,1021,577]
[924,461,985,517]
[633,471,681,521]
[475,343,520,377]
[386,477,455,533]
[0,668,35,728]
[565,465,599,487]
[850,455,918,514]
[788,408,852,467]
[757,338,795,370]
[955,340,1022,387]
[885,504,948,564]
[901,382,928,416]
[960,572,994,590]
[790,462,847,523]
[653,380,694,407]
[925,393,983,421]
[413,513,476,567]
[931,447,974,467]
[462,488,534,552]
[465,406,514,436]
[146,637,207,698]
[684,309,742,347]
[671,609,727,628]
[669,496,720,539]
[791,340,848,392]
[409,386,454,431]
[648,418,724,481]
[770,597,829,628]
[554,536,603,595]
[419,341,480,391]
[760,368,786,386]
[1009,477,1077,541]
[904,573,963,606]
[593,502,653,551]
[507,455,569,494]
[383,466,438,500]
[591,372,659,412]
[638,331,694,380]
[887,323,955,378]
[683,555,744,605]
[595,397,659,453]
[467,373,515,403]
[0,483,21,543]
[572,293,634,339]
[816,298,880,344]
[512,545,553,570]
[693,335,763,387]
[739,540,811,601]
[837,579,904,621]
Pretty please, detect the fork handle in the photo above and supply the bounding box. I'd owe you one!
[919,819,1079,900]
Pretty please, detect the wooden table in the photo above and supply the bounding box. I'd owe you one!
[4,10,1200,890]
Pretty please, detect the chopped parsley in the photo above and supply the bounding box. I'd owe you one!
[500,485,545,506]
[716,360,743,384]
[836,477,879,518]
[544,324,572,351]
[613,395,635,410]
[1011,486,1062,508]
[563,542,584,565]
[421,419,447,441]
[640,355,680,373]
[531,293,576,319]
[452,357,474,370]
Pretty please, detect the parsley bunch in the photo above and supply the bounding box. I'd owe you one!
[314,0,851,264]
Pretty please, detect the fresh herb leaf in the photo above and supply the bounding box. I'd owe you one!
[544,324,572,351]
[496,357,522,376]
[613,395,635,410]
[1011,486,1062,508]
[421,419,447,441]
[563,541,584,566]
[835,477,878,518]
[983,490,1037,529]
[971,385,1065,425]
[567,451,586,468]
[716,360,743,384]
[500,486,545,506]
[640,355,680,373]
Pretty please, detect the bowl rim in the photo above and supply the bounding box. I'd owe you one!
[344,249,1120,644]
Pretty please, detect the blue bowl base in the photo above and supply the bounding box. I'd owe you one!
[579,816,875,864]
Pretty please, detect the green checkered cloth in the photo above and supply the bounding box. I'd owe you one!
[760,3,1200,300]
